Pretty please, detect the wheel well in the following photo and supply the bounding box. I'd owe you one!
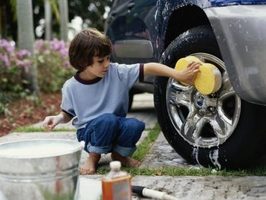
[164,5,211,49]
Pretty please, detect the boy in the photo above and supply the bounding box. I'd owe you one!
[43,28,200,175]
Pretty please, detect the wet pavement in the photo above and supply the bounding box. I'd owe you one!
[0,93,266,200]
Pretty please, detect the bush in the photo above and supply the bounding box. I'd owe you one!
[35,39,74,92]
[0,39,74,115]
[0,39,31,92]
[0,39,31,114]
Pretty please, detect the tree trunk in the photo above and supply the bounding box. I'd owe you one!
[0,3,6,38]
[17,0,39,94]
[59,0,69,42]
[44,0,52,40]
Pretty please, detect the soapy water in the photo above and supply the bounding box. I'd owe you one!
[209,148,221,170]
[192,137,221,169]
[0,140,80,158]
[192,146,202,167]
[192,138,204,168]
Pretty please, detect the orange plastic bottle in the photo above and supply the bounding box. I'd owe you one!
[102,161,132,200]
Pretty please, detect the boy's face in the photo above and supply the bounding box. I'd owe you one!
[87,55,110,78]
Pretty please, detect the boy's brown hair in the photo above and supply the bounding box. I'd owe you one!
[69,28,112,71]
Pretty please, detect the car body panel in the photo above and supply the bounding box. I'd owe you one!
[105,0,157,62]
[106,0,266,105]
[205,5,266,104]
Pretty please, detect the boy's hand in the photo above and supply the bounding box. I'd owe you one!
[177,62,201,85]
[43,115,62,131]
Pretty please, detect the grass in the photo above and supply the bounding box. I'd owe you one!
[98,165,266,176]
[14,126,75,132]
[132,123,161,161]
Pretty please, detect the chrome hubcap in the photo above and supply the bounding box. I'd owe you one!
[166,53,241,148]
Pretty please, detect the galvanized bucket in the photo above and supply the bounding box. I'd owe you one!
[0,139,82,200]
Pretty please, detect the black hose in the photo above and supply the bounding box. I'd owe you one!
[132,185,145,197]
[131,185,177,200]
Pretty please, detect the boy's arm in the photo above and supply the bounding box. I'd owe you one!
[43,111,73,130]
[143,62,200,85]
[59,111,73,123]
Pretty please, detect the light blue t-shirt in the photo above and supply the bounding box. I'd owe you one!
[61,62,143,129]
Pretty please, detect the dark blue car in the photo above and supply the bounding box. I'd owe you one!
[105,0,266,169]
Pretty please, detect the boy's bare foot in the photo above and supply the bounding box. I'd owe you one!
[111,152,140,167]
[80,152,101,175]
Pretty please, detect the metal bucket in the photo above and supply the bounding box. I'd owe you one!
[0,139,82,200]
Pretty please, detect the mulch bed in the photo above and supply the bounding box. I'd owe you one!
[0,93,61,137]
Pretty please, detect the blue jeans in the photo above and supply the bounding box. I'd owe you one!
[76,113,145,157]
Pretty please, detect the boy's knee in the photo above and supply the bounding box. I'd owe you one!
[137,121,145,132]
[131,119,145,133]
[122,119,145,138]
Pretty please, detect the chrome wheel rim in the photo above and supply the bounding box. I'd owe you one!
[166,53,241,148]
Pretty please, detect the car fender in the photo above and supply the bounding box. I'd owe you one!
[157,1,266,105]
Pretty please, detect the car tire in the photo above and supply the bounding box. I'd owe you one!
[154,25,266,169]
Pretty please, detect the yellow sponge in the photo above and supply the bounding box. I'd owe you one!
[175,56,222,95]
[175,56,203,85]
[194,63,222,95]
[175,56,203,72]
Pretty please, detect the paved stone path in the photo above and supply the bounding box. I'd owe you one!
[0,93,266,200]
[140,133,192,168]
